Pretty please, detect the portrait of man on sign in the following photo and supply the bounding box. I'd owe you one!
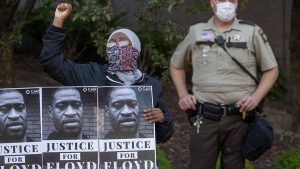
[0,88,41,143]
[41,87,98,168]
[0,88,42,168]
[42,87,97,140]
[99,86,154,139]
[98,86,156,169]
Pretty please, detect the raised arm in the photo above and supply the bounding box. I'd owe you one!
[39,3,96,86]
[53,3,72,28]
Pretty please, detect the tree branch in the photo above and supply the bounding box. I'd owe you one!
[19,0,37,27]
[0,0,21,29]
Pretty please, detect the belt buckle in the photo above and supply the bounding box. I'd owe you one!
[220,104,227,116]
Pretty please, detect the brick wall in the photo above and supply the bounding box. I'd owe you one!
[21,88,41,142]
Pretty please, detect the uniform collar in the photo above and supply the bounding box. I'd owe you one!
[203,17,241,32]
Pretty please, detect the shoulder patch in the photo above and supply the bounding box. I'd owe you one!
[239,20,255,26]
[258,28,269,44]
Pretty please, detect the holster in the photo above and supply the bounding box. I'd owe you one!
[185,102,201,126]
[243,99,265,123]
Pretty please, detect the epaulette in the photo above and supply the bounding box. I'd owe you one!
[239,20,255,26]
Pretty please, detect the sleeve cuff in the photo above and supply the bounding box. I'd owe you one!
[49,24,66,33]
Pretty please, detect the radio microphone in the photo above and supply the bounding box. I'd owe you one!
[214,35,234,60]
[215,35,226,48]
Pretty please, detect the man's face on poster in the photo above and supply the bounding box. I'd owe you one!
[0,91,27,140]
[108,88,140,134]
[50,89,83,137]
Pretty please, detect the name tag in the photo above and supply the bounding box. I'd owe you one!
[226,42,247,49]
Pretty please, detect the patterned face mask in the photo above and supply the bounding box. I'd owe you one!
[106,45,140,71]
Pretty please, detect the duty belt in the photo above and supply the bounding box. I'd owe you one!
[193,102,245,133]
[199,102,241,121]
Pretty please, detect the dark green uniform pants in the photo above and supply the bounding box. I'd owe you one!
[189,115,247,169]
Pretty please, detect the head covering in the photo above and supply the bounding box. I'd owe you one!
[107,28,143,86]
[108,28,141,53]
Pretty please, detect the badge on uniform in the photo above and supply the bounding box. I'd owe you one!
[233,33,241,41]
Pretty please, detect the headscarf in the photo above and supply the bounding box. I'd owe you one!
[106,28,143,86]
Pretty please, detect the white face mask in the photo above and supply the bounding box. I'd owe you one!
[215,2,236,22]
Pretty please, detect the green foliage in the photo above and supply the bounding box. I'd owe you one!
[156,146,172,169]
[0,0,23,54]
[167,0,248,13]
[28,0,121,62]
[0,26,22,55]
[72,0,114,56]
[134,1,185,81]
[169,0,210,13]
[275,148,300,169]
[239,0,249,8]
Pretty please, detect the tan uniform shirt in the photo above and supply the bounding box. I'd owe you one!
[171,17,278,104]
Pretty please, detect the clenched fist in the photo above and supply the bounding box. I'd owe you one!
[53,3,72,28]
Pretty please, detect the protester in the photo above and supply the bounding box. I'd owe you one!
[40,3,173,143]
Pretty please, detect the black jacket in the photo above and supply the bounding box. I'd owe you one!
[40,25,174,143]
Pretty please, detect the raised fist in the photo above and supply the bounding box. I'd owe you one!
[53,3,72,27]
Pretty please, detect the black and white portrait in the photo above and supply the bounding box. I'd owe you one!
[0,87,42,168]
[42,87,98,140]
[41,87,98,168]
[98,86,156,169]
[98,86,154,139]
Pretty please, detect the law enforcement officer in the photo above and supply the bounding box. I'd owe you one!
[169,0,278,168]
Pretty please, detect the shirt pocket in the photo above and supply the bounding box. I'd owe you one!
[192,43,216,66]
[224,42,255,67]
[223,44,256,82]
